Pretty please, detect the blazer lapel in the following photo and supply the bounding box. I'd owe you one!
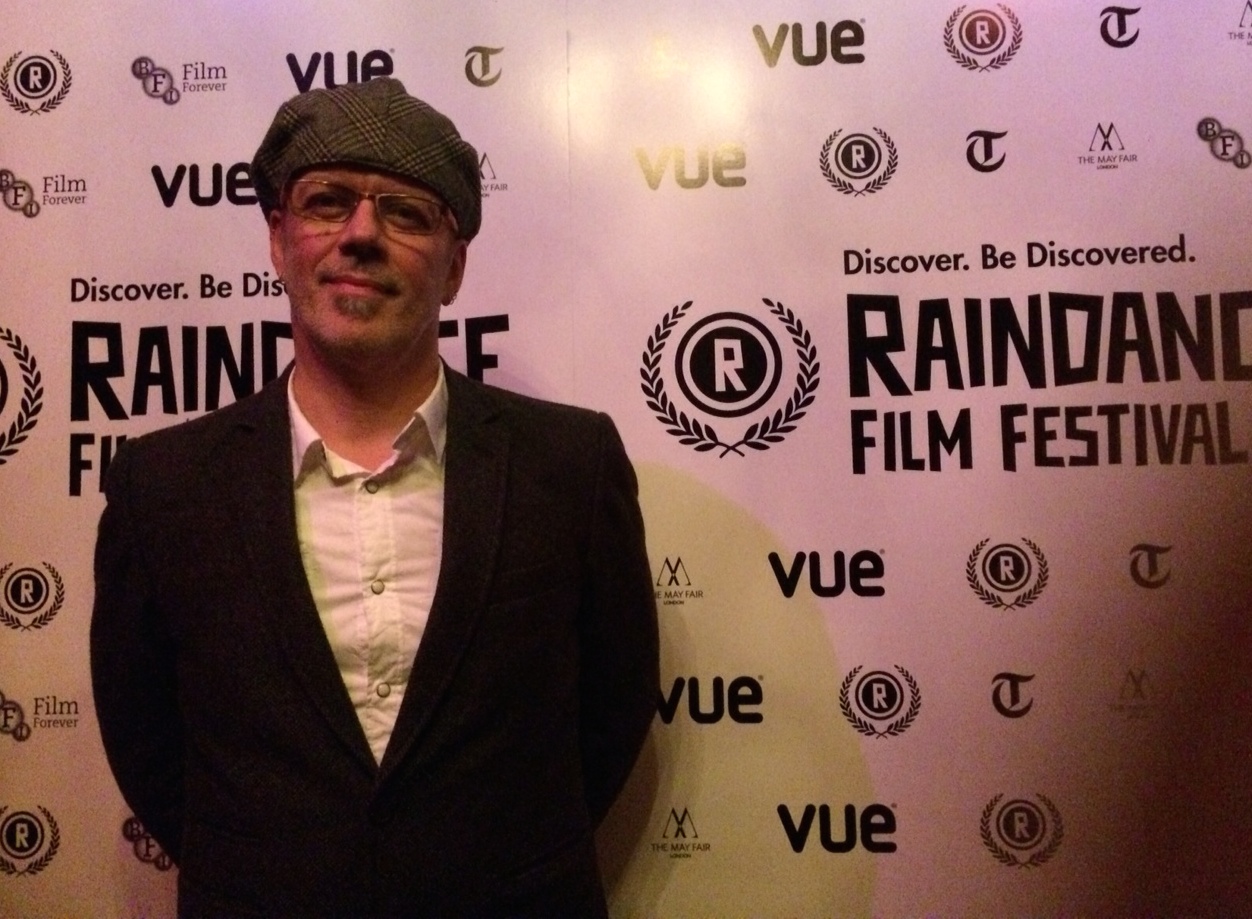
[378,368,509,778]
[213,373,378,775]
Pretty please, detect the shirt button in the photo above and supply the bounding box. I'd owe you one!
[370,579,385,595]
[376,682,391,698]
[365,481,379,494]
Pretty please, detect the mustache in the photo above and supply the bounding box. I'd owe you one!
[315,269,402,296]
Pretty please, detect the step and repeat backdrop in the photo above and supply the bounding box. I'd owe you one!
[3,1,1251,916]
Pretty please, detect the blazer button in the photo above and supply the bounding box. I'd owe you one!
[370,579,385,595]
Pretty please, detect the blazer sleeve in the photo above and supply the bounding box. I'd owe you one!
[577,414,659,826]
[90,441,186,862]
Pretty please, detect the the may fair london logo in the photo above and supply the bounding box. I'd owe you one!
[641,299,819,456]
[0,326,43,466]
[1,51,71,114]
[820,128,897,196]
[944,6,1023,71]
[966,538,1048,609]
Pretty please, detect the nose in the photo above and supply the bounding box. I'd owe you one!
[337,195,387,244]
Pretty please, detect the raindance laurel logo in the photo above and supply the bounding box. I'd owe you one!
[1,169,40,218]
[1197,117,1251,170]
[131,57,180,104]
[0,327,43,465]
[0,689,31,742]
[0,806,60,876]
[640,299,819,457]
[820,128,897,195]
[944,5,1023,71]
[966,538,1048,609]
[1,51,71,114]
[123,817,174,871]
[0,563,64,631]
[980,794,1063,867]
[839,665,921,738]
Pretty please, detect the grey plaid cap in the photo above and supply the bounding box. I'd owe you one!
[251,77,481,240]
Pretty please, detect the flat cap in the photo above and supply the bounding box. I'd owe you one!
[251,77,481,240]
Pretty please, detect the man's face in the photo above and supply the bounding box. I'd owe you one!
[268,164,467,375]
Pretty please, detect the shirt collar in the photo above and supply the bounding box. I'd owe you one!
[288,364,448,481]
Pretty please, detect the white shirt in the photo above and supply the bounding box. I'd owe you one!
[288,368,447,764]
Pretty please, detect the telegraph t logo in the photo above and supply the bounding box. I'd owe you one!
[966,129,1007,172]
[1100,7,1141,48]
[465,46,503,86]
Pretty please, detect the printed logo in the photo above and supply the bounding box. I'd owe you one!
[479,152,508,197]
[991,672,1035,717]
[944,5,1023,71]
[778,803,898,853]
[1081,122,1138,170]
[839,665,921,738]
[0,563,64,631]
[1,51,71,114]
[286,49,394,93]
[768,550,886,599]
[0,169,40,218]
[654,557,704,606]
[1197,118,1251,169]
[122,817,173,871]
[1100,6,1141,48]
[980,794,1063,867]
[820,128,898,195]
[1111,668,1157,718]
[966,538,1048,609]
[1231,3,1252,45]
[635,144,746,190]
[0,806,59,876]
[966,129,1007,172]
[752,22,867,67]
[1129,543,1171,588]
[0,689,30,742]
[641,299,820,457]
[130,57,179,104]
[0,328,42,467]
[465,46,503,86]
[651,807,710,859]
[657,675,764,725]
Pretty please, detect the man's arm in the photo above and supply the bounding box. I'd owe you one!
[90,442,186,861]
[577,415,659,826]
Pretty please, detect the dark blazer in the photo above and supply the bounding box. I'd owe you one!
[90,367,658,918]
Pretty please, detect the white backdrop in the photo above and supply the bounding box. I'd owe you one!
[2,2,1251,916]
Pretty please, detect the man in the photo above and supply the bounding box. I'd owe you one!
[91,78,658,918]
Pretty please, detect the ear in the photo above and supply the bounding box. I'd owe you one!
[267,209,287,279]
[442,239,469,306]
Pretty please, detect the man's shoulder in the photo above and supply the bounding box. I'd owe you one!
[449,370,609,431]
[117,375,285,467]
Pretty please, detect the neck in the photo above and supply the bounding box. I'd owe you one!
[291,350,439,470]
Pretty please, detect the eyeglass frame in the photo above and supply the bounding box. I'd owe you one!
[281,178,456,237]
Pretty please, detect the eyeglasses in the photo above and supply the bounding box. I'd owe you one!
[285,179,449,235]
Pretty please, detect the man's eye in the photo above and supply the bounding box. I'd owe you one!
[303,190,353,212]
[387,201,435,227]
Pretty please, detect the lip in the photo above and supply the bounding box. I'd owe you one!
[320,273,394,294]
